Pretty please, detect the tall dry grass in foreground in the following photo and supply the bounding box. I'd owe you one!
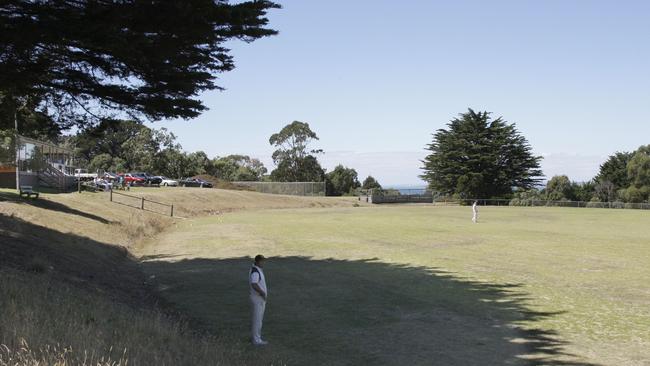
[0,269,281,366]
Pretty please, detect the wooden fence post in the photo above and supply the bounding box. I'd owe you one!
[170,204,174,217]
[141,197,144,210]
[110,189,112,202]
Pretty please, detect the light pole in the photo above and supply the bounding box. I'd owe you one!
[14,106,20,191]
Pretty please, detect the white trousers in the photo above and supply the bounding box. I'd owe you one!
[472,212,478,223]
[250,295,266,343]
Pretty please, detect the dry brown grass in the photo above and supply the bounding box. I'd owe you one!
[0,188,353,366]
[124,186,363,218]
[0,268,284,366]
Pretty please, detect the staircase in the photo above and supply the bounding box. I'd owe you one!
[38,165,75,192]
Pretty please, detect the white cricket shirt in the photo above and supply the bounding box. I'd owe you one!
[249,265,267,298]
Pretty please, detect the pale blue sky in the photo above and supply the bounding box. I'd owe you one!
[150,0,650,186]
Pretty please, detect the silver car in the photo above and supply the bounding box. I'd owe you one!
[156,176,179,187]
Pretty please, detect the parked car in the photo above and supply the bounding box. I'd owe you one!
[132,172,162,185]
[179,177,213,188]
[119,173,145,185]
[156,176,178,187]
[93,177,113,191]
[74,169,97,181]
[103,172,119,182]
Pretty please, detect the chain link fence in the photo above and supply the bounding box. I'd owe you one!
[367,188,435,204]
[232,181,326,196]
[433,198,650,210]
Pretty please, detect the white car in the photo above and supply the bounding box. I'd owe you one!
[74,168,98,180]
[157,176,178,187]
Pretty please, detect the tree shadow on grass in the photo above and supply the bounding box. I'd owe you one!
[142,256,601,366]
[0,209,604,366]
[0,213,147,304]
[0,191,112,224]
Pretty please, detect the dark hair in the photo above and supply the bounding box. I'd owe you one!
[254,254,265,263]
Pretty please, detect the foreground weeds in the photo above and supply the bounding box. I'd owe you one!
[0,339,127,366]
[0,269,279,366]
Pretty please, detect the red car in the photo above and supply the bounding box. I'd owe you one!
[119,173,145,185]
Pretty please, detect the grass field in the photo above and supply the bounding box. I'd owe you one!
[2,189,649,365]
[137,204,650,366]
[0,188,360,365]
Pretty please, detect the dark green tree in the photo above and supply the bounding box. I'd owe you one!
[595,152,633,189]
[269,121,324,182]
[88,153,126,173]
[0,129,16,165]
[0,94,63,140]
[571,181,596,202]
[74,120,148,165]
[544,175,573,201]
[156,149,191,179]
[594,180,617,202]
[210,155,267,181]
[0,1,279,129]
[74,120,181,172]
[362,175,382,190]
[626,145,650,189]
[622,145,650,202]
[270,156,325,182]
[326,165,360,196]
[420,109,543,198]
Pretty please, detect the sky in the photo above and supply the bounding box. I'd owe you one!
[149,0,650,186]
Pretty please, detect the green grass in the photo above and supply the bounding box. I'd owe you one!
[0,266,282,366]
[139,205,650,366]
[0,189,303,366]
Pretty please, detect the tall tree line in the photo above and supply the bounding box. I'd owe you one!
[74,120,267,180]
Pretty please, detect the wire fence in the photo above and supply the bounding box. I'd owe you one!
[434,198,650,210]
[232,181,326,196]
[109,190,175,216]
[367,188,435,204]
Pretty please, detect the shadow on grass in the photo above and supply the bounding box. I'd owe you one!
[0,213,147,304]
[0,209,601,366]
[0,191,112,224]
[142,256,601,366]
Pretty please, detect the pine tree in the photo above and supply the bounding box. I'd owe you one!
[420,109,542,199]
[0,1,279,129]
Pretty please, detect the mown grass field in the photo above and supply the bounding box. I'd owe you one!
[0,188,359,366]
[138,204,650,366]
[2,188,649,365]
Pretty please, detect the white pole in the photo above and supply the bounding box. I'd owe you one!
[14,106,20,191]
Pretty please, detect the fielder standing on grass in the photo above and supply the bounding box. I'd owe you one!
[249,254,269,346]
[472,200,479,223]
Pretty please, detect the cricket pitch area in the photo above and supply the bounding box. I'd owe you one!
[137,204,650,366]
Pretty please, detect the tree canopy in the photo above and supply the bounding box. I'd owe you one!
[269,121,325,182]
[623,145,650,202]
[0,93,62,139]
[209,155,267,181]
[362,175,382,190]
[0,0,279,129]
[595,151,633,189]
[421,109,543,198]
[326,165,360,196]
[74,120,252,179]
[544,175,573,201]
[591,148,650,202]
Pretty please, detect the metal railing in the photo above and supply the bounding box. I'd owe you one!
[368,188,435,204]
[434,198,650,210]
[109,190,175,217]
[232,181,326,196]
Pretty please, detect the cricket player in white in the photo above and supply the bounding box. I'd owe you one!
[249,254,268,346]
[472,201,479,223]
